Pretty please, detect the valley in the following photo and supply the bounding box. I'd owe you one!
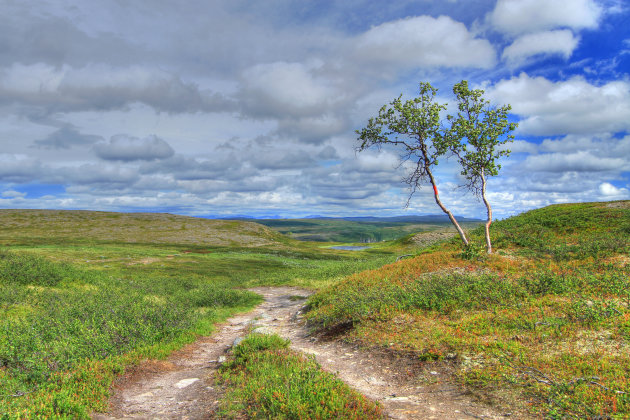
[0,202,628,418]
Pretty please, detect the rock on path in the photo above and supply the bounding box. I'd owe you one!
[94,287,523,419]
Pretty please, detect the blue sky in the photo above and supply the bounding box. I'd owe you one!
[0,0,628,219]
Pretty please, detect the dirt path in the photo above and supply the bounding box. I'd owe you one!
[94,287,521,419]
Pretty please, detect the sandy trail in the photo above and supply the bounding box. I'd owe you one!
[94,287,519,419]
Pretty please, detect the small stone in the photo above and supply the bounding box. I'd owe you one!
[430,371,438,375]
[385,396,409,401]
[218,356,227,363]
[233,336,245,347]
[174,378,199,389]
[251,326,275,335]
[136,391,153,399]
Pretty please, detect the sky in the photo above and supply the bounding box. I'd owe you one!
[1,0,629,219]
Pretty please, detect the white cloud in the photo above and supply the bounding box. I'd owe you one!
[522,150,628,172]
[486,73,630,135]
[94,135,175,161]
[0,63,233,113]
[239,61,339,119]
[354,15,496,69]
[502,30,580,66]
[52,164,140,186]
[503,139,539,154]
[599,182,629,198]
[1,190,26,198]
[0,154,43,183]
[489,0,602,35]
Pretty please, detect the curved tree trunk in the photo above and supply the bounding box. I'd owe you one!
[423,161,469,246]
[480,169,492,254]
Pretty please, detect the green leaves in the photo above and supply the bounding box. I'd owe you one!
[447,80,516,189]
[355,82,446,161]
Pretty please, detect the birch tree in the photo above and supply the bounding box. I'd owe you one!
[356,82,469,246]
[447,80,517,254]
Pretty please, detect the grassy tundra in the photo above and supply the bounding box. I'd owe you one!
[308,201,630,418]
[0,210,393,418]
[1,201,628,418]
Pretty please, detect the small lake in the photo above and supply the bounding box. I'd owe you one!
[329,246,371,251]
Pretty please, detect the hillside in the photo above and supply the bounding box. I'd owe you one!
[252,216,482,243]
[0,209,395,418]
[307,201,630,418]
[0,209,280,247]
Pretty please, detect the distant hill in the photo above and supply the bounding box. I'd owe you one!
[330,215,482,223]
[248,215,483,243]
[0,209,280,247]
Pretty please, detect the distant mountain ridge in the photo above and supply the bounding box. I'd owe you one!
[224,214,483,223]
[314,215,483,223]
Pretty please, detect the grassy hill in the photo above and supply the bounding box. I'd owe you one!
[0,209,280,247]
[306,201,630,418]
[2,203,628,418]
[0,209,395,418]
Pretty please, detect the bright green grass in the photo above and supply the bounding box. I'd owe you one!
[218,333,383,419]
[0,210,397,418]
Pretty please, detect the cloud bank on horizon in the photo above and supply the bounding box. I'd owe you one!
[1,0,628,219]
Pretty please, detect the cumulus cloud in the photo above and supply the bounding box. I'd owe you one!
[32,125,103,149]
[486,73,630,135]
[276,114,350,144]
[301,150,403,203]
[239,61,340,119]
[0,154,44,183]
[522,150,628,172]
[53,164,140,186]
[502,30,580,66]
[317,145,339,160]
[0,63,234,114]
[251,150,316,170]
[94,135,175,161]
[1,190,26,198]
[489,0,602,35]
[599,182,629,199]
[354,15,496,69]
[503,140,539,154]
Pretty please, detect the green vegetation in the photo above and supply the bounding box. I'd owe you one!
[218,333,382,419]
[3,202,627,418]
[0,210,394,418]
[255,217,480,243]
[307,201,630,418]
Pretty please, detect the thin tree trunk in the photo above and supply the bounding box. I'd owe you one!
[480,169,492,254]
[424,167,469,247]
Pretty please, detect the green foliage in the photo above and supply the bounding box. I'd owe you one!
[0,285,192,385]
[487,202,630,260]
[230,333,290,364]
[447,80,516,187]
[356,82,447,195]
[179,284,261,308]
[0,209,396,418]
[446,80,516,253]
[219,334,382,419]
[0,250,72,286]
[459,242,485,260]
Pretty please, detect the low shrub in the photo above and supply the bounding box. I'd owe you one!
[219,333,382,419]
